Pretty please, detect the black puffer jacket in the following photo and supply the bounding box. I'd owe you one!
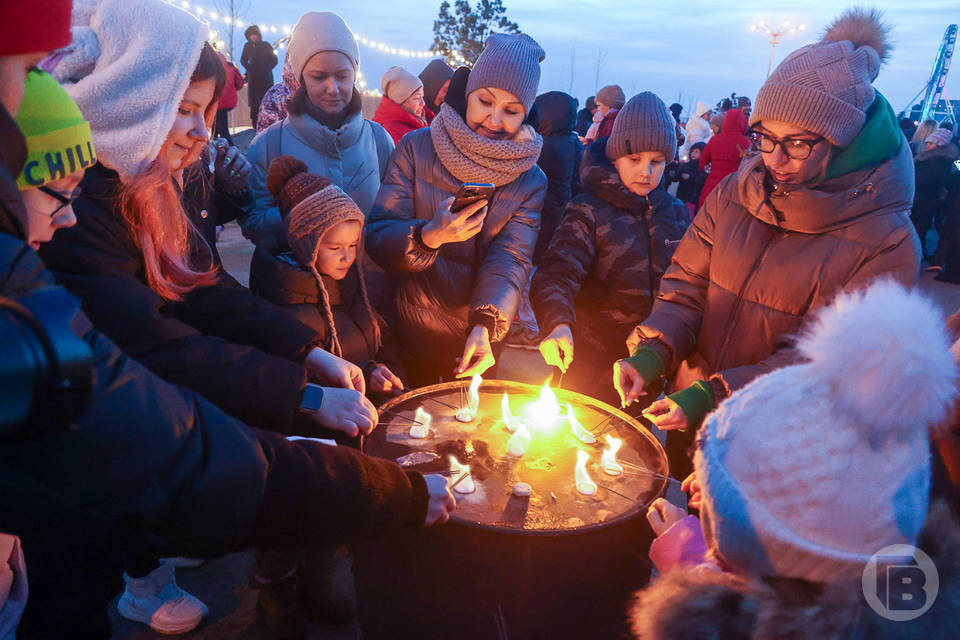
[0,107,427,637]
[531,138,688,403]
[40,163,319,433]
[534,91,583,264]
[249,247,407,390]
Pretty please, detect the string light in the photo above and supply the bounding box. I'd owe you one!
[171,0,441,60]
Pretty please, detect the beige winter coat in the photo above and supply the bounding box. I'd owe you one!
[630,140,921,397]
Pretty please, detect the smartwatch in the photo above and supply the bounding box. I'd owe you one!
[299,382,325,414]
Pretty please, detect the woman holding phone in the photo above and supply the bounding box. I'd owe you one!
[366,33,547,385]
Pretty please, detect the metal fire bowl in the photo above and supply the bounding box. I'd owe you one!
[368,379,669,534]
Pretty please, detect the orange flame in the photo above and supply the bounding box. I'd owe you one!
[575,450,597,495]
[601,435,624,476]
[523,383,564,435]
[564,403,596,444]
[501,393,519,433]
[410,407,431,439]
[457,374,483,421]
[506,419,532,456]
[448,455,475,494]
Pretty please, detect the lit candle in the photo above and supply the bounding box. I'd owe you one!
[575,450,597,496]
[409,407,431,439]
[601,435,624,476]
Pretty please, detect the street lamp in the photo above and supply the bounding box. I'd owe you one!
[749,19,808,78]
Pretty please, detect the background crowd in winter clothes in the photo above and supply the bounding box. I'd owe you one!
[3,1,960,639]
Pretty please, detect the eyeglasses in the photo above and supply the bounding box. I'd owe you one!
[38,185,82,218]
[748,130,825,160]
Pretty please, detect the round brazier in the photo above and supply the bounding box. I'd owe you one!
[354,379,669,639]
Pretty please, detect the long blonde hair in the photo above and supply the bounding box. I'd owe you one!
[117,43,225,301]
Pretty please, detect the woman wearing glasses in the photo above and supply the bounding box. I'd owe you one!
[612,8,921,478]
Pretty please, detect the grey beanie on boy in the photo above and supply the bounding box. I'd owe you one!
[465,33,545,113]
[751,8,891,148]
[606,92,677,162]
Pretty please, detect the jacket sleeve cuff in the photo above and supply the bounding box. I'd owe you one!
[469,306,506,342]
[403,471,429,526]
[648,515,709,574]
[623,347,667,387]
[411,222,440,254]
[667,380,715,431]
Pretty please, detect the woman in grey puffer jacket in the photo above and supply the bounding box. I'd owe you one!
[366,34,547,385]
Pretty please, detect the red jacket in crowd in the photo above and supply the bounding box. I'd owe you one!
[372,96,434,145]
[698,108,750,208]
[218,54,244,111]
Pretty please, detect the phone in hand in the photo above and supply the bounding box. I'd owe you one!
[451,182,495,213]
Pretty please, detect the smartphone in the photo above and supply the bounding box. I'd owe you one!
[451,182,495,213]
[954,160,960,172]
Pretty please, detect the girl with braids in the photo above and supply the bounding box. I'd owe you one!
[250,155,407,399]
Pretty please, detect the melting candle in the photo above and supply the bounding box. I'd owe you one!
[409,407,431,439]
[575,450,597,496]
[506,421,532,457]
[456,374,483,422]
[448,455,475,494]
[564,403,597,444]
[501,393,519,433]
[601,435,624,476]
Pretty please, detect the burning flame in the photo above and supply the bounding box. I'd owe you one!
[601,435,623,476]
[522,383,564,435]
[575,450,597,496]
[410,407,431,439]
[501,393,519,433]
[506,420,532,456]
[564,403,596,444]
[456,374,483,422]
[448,455,475,494]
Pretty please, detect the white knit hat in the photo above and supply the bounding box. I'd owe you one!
[926,127,953,148]
[696,280,958,584]
[695,100,711,118]
[51,0,206,182]
[380,66,422,105]
[287,11,360,80]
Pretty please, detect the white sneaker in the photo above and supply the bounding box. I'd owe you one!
[117,561,208,634]
[160,556,206,569]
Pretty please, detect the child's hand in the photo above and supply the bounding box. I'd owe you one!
[642,397,688,430]
[370,364,404,395]
[539,324,574,373]
[681,472,702,511]
[646,497,687,536]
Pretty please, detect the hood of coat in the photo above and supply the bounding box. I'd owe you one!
[419,59,454,113]
[289,90,366,154]
[252,246,342,306]
[373,96,429,129]
[581,137,673,213]
[534,91,577,137]
[629,501,960,640]
[721,108,748,138]
[734,135,914,234]
[0,105,27,239]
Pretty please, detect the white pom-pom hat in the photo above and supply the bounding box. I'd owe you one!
[695,280,958,584]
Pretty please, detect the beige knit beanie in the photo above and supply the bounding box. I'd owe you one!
[606,92,677,162]
[596,85,626,110]
[465,32,545,113]
[380,66,422,105]
[287,11,360,79]
[266,155,380,356]
[751,7,892,148]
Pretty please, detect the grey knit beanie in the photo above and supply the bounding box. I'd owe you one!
[596,85,625,110]
[606,92,677,162]
[751,8,891,148]
[381,66,422,104]
[465,32,545,113]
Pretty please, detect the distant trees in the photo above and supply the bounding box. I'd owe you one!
[431,0,519,66]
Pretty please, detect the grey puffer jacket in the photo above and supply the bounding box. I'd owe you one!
[365,127,547,374]
[630,138,921,399]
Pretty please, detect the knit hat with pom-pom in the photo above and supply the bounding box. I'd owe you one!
[266,155,379,356]
[751,7,892,148]
[694,280,958,584]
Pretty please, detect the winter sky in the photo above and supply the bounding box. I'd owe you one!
[215,0,957,118]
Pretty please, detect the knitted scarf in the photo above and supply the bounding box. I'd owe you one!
[430,103,543,187]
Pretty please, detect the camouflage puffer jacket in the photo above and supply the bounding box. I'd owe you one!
[531,139,688,398]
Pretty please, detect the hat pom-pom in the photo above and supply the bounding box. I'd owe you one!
[797,280,958,437]
[821,7,892,63]
[266,154,310,198]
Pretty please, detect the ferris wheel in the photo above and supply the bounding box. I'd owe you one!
[901,24,957,125]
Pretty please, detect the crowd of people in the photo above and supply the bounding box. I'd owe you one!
[2,1,960,638]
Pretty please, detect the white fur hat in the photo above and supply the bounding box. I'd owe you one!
[287,12,359,80]
[696,280,958,584]
[51,0,206,182]
[695,100,711,117]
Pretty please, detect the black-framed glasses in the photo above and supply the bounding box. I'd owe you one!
[748,129,825,160]
[38,185,82,218]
